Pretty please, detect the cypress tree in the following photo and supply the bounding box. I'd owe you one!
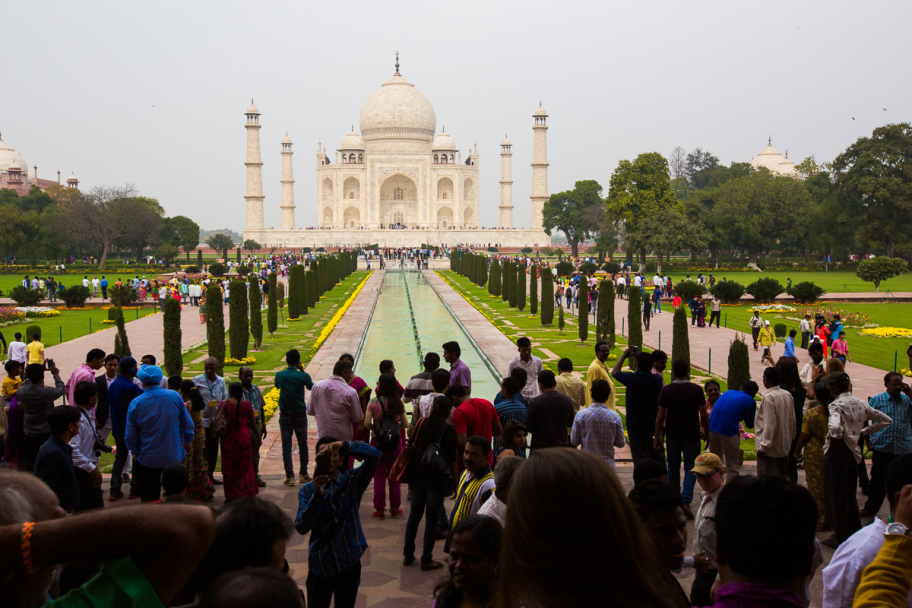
[489,259,501,296]
[597,279,615,350]
[727,334,751,392]
[163,297,183,376]
[277,281,286,324]
[558,301,565,334]
[236,247,241,264]
[540,267,554,326]
[299,265,308,314]
[114,308,131,358]
[479,257,487,289]
[287,265,303,319]
[206,284,226,365]
[529,265,538,315]
[306,268,317,308]
[508,262,518,308]
[502,261,511,303]
[517,263,527,312]
[249,275,263,349]
[229,279,248,360]
[197,249,203,268]
[267,273,278,337]
[627,287,642,370]
[672,305,690,373]
[578,277,588,344]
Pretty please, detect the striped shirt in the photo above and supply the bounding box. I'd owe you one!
[868,391,912,454]
[570,402,626,468]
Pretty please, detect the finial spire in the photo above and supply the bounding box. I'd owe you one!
[395,51,400,74]
[768,135,771,145]
[252,98,254,104]
[351,124,354,132]
[442,125,445,133]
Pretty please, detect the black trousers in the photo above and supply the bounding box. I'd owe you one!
[74,467,104,512]
[133,461,164,503]
[751,327,761,348]
[205,426,219,480]
[824,440,862,545]
[628,430,666,466]
[709,311,720,327]
[306,563,361,608]
[643,313,651,331]
[691,310,697,326]
[690,568,718,607]
[864,451,899,515]
[21,432,50,472]
[788,436,800,484]
[801,331,810,349]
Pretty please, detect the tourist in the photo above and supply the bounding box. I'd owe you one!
[585,341,616,409]
[239,366,267,487]
[272,349,318,487]
[7,332,27,370]
[295,437,380,608]
[403,351,439,404]
[415,367,450,423]
[652,349,668,385]
[821,370,892,548]
[494,366,528,407]
[199,292,207,323]
[554,357,585,415]
[861,372,912,517]
[708,295,722,328]
[433,515,501,608]
[65,348,105,407]
[507,336,543,400]
[155,462,194,504]
[108,356,143,500]
[799,313,812,349]
[70,381,104,512]
[140,354,170,389]
[33,405,82,512]
[403,395,457,570]
[799,341,825,392]
[18,361,65,472]
[758,321,777,366]
[633,458,668,487]
[774,357,807,483]
[829,314,844,347]
[497,420,527,458]
[477,455,523,526]
[822,454,912,607]
[93,354,118,447]
[443,341,471,394]
[26,332,44,366]
[784,329,798,362]
[748,310,763,350]
[446,437,495,551]
[216,381,259,501]
[179,379,215,501]
[689,295,699,326]
[194,357,229,486]
[612,348,663,464]
[794,381,832,531]
[364,373,408,519]
[338,353,372,445]
[655,360,709,518]
[815,323,830,357]
[703,379,721,417]
[755,367,795,481]
[688,453,725,606]
[525,369,574,450]
[696,295,706,328]
[653,286,663,315]
[571,379,626,468]
[1,360,22,466]
[125,364,195,502]
[492,376,527,458]
[377,359,404,395]
[447,382,501,470]
[832,331,851,365]
[643,292,652,330]
[308,358,362,466]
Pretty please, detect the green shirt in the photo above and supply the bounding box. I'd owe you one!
[274,366,314,415]
[48,557,162,608]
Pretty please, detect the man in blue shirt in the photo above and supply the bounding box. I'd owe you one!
[295,438,380,608]
[125,364,194,502]
[107,357,143,500]
[100,276,109,300]
[861,372,912,516]
[707,381,759,482]
[783,329,798,361]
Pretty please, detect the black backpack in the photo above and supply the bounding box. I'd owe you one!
[375,399,401,452]
[421,423,451,476]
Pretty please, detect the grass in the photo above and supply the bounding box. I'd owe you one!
[1,307,154,348]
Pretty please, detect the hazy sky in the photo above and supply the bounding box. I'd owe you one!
[4,1,908,233]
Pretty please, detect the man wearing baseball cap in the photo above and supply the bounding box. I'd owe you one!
[758,320,777,367]
[690,453,725,606]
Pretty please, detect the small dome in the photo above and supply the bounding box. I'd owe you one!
[501,136,512,146]
[534,106,548,117]
[281,135,292,144]
[339,130,364,150]
[751,139,786,173]
[778,156,797,175]
[68,173,77,181]
[246,103,260,115]
[0,134,28,175]
[432,132,457,151]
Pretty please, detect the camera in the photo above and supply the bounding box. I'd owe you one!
[45,359,55,371]
[94,441,113,454]
[630,345,638,353]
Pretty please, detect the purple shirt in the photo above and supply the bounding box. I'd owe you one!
[307,375,363,440]
[711,582,805,608]
[449,358,472,392]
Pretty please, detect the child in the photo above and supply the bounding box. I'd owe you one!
[832,331,851,365]
[155,462,195,504]
[1,360,23,463]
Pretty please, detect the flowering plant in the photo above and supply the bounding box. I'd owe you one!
[13,307,61,318]
[796,306,872,328]
[59,306,95,311]
[749,304,796,313]
[224,356,257,366]
[860,327,912,338]
[900,368,912,378]
[0,308,25,323]
[263,387,280,422]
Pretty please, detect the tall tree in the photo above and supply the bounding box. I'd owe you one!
[672,306,690,371]
[669,146,687,180]
[206,284,226,365]
[206,233,234,261]
[163,297,183,376]
[267,273,278,337]
[288,265,304,319]
[489,258,501,296]
[596,279,614,347]
[228,279,249,360]
[540,267,554,326]
[542,180,604,257]
[517,263,527,312]
[248,275,263,349]
[684,147,719,184]
[631,208,705,273]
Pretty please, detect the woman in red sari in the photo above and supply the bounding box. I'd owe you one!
[217,381,259,500]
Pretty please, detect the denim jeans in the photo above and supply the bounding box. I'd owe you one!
[666,438,700,504]
[279,412,308,478]
[654,299,662,313]
[403,477,446,563]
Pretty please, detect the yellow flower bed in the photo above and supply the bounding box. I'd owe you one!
[860,327,912,338]
[288,317,301,322]
[101,319,117,325]
[59,307,94,311]
[263,387,280,422]
[33,310,61,317]
[224,356,257,366]
[101,306,141,310]
[312,272,373,352]
[900,368,912,378]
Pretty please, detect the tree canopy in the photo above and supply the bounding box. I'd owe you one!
[541,179,604,257]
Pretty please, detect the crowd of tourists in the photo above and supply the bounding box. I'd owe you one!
[2,307,912,606]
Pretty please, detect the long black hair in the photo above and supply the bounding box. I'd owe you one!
[181,380,206,412]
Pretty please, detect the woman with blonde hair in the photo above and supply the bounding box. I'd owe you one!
[497,449,689,608]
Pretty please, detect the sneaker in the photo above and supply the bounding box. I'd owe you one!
[128,494,140,500]
[283,477,296,486]
[372,510,385,520]
[108,494,122,502]
[299,473,312,483]
[256,476,267,488]
[682,504,695,520]
[389,509,404,519]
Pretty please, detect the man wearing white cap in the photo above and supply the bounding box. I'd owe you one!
[758,320,777,367]
[125,364,194,502]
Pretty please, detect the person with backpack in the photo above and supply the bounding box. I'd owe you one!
[364,373,409,520]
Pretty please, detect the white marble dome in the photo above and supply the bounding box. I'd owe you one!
[501,136,512,146]
[359,73,436,142]
[0,134,28,175]
[432,132,456,150]
[534,106,548,117]
[751,142,785,172]
[339,130,364,150]
[246,103,260,115]
[281,135,292,144]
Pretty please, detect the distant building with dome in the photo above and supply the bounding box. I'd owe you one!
[242,56,551,249]
[750,138,798,176]
[0,130,78,196]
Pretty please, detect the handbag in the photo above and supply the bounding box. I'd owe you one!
[389,417,425,484]
[420,423,450,476]
[211,400,229,439]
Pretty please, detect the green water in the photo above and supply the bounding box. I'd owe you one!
[355,271,500,407]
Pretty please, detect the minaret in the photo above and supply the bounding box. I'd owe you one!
[280,134,295,231]
[499,136,513,228]
[530,104,549,232]
[244,100,265,231]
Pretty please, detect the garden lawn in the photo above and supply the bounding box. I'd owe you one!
[1,307,152,348]
[439,271,760,458]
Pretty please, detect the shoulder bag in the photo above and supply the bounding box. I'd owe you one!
[420,423,451,477]
[389,417,425,484]
[211,399,229,439]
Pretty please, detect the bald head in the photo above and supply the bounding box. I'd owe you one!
[204,358,220,380]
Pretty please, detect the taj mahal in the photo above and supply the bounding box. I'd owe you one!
[242,57,551,249]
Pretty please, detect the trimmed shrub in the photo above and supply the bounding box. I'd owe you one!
[209,262,227,277]
[579,262,598,275]
[627,286,642,369]
[674,281,706,303]
[107,308,118,321]
[60,285,91,308]
[597,279,615,349]
[306,269,317,309]
[787,281,825,304]
[184,265,201,274]
[287,265,304,319]
[727,334,751,392]
[710,280,746,304]
[578,278,589,344]
[558,301,565,334]
[206,284,225,365]
[517,263,527,312]
[508,262,518,308]
[672,306,690,373]
[277,281,286,323]
[197,249,203,268]
[25,324,41,342]
[249,275,263,349]
[774,323,787,339]
[298,265,308,315]
[521,247,533,255]
[108,284,137,308]
[237,264,251,277]
[746,277,785,303]
[503,261,512,304]
[267,273,278,337]
[601,261,621,274]
[229,279,249,360]
[540,267,554,326]
[555,261,574,277]
[489,259,501,296]
[10,286,43,307]
[114,309,131,358]
[530,266,538,315]
[163,297,183,377]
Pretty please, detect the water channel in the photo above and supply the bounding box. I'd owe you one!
[355,271,500,407]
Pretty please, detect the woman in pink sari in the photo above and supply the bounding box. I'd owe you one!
[217,381,259,500]
[138,282,147,300]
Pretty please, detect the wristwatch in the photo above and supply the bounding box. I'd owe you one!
[884,522,912,539]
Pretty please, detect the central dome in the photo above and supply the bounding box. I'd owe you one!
[359,73,436,144]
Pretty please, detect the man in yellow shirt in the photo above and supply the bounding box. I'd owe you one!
[758,321,776,367]
[585,342,616,410]
[27,333,45,365]
[554,357,586,415]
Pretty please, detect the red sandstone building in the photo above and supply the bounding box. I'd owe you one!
[0,130,78,195]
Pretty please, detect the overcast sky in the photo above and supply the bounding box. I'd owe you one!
[4,1,908,233]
